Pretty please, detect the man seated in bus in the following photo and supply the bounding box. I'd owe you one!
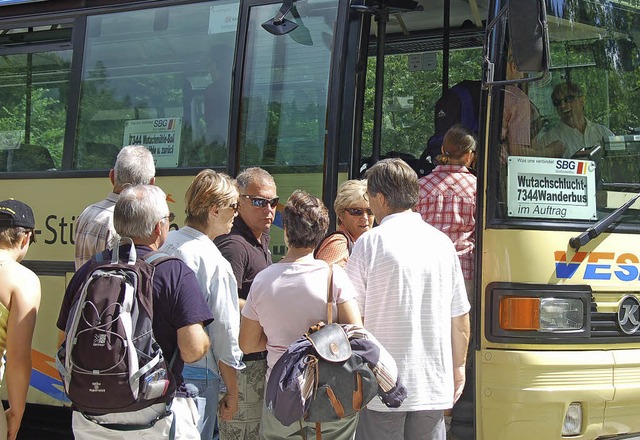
[535,81,613,158]
[501,51,565,161]
[74,145,156,270]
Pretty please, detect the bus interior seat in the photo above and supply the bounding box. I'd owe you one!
[0,144,56,172]
[600,136,640,184]
[600,150,640,184]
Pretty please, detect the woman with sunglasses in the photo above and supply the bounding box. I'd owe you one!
[315,179,374,268]
[239,190,362,439]
[159,169,243,440]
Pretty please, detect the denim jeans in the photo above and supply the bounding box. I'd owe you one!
[183,365,221,440]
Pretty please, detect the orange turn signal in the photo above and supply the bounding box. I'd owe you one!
[499,297,541,330]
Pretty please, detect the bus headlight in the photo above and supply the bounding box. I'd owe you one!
[562,402,582,436]
[540,298,584,331]
[499,297,584,331]
[489,283,591,342]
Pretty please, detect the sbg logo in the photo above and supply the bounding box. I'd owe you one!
[153,119,169,128]
[555,160,576,170]
[618,295,640,335]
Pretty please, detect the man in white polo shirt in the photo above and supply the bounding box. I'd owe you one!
[346,158,470,440]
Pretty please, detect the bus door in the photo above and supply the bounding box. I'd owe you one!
[354,1,487,179]
[235,0,348,230]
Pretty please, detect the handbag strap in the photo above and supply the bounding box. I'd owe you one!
[326,264,334,324]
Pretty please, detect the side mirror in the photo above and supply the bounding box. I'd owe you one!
[508,0,549,73]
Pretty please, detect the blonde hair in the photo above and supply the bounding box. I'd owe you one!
[334,180,367,225]
[185,169,238,229]
[0,224,29,249]
[436,124,477,165]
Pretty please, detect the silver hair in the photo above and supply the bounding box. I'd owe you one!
[236,167,275,192]
[114,185,168,239]
[113,145,156,187]
[366,158,419,211]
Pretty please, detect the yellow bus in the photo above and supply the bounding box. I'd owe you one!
[1,0,640,438]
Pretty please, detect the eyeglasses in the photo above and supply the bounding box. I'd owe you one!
[552,95,579,107]
[228,202,239,213]
[28,229,36,244]
[163,212,175,223]
[241,195,279,209]
[345,207,373,217]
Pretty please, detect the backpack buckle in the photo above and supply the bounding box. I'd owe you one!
[305,323,351,363]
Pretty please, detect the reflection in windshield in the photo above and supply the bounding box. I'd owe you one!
[498,0,640,225]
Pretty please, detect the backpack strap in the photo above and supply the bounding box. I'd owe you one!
[143,251,174,266]
[141,251,181,376]
[326,264,334,324]
[111,236,137,265]
[314,231,354,258]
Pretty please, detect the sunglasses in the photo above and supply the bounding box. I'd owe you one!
[241,195,279,209]
[552,95,579,107]
[163,212,176,223]
[29,229,36,244]
[345,207,373,216]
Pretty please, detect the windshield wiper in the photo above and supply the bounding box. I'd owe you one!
[569,186,640,250]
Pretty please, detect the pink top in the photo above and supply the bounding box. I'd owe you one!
[416,165,476,279]
[242,259,356,379]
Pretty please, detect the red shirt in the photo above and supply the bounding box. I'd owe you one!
[416,165,476,279]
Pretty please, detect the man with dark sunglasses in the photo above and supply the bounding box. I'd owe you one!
[536,81,613,158]
[214,167,277,440]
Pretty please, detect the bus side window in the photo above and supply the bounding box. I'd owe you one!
[0,144,56,172]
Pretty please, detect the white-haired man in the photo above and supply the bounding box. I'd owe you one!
[74,145,156,270]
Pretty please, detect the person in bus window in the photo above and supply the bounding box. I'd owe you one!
[501,51,564,161]
[536,81,614,158]
[204,47,233,150]
[74,145,156,270]
[0,199,41,440]
[346,159,470,440]
[160,170,244,440]
[315,179,374,268]
[214,167,278,440]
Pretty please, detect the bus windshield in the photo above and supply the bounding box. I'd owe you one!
[491,0,640,228]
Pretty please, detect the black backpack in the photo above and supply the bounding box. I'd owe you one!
[418,80,481,176]
[56,237,177,415]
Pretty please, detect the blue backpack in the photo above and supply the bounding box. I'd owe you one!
[418,80,481,176]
